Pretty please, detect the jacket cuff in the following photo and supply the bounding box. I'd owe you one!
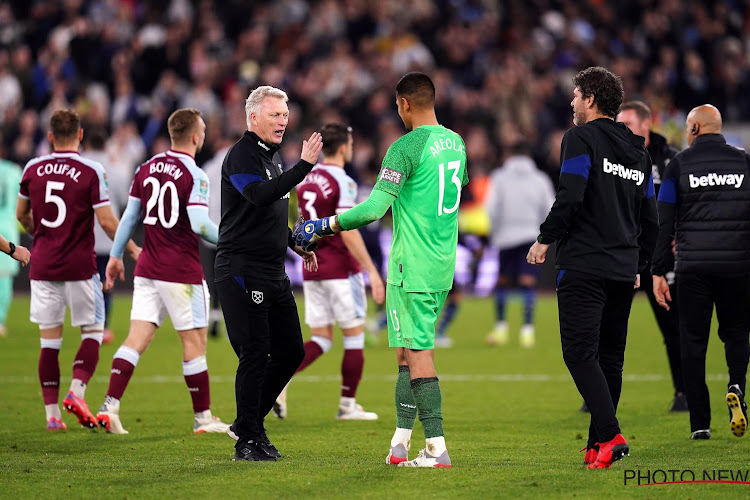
[651,266,665,277]
[537,234,555,245]
[296,159,314,172]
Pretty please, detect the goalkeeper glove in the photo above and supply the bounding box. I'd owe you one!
[292,216,336,252]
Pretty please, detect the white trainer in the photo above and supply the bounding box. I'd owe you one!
[386,442,409,465]
[520,324,535,348]
[398,448,452,468]
[194,410,231,434]
[337,403,378,421]
[96,406,129,435]
[485,321,508,345]
[272,385,287,419]
[227,423,239,441]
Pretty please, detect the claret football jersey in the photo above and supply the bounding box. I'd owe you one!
[20,151,109,281]
[296,164,361,280]
[129,149,210,285]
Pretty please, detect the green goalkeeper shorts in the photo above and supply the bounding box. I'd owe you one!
[386,283,449,350]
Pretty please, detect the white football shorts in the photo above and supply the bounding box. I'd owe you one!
[131,277,209,331]
[303,273,367,329]
[30,274,105,328]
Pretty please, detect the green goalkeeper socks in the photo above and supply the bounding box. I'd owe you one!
[395,365,417,429]
[411,377,444,439]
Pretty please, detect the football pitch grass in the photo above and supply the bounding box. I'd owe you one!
[1,293,749,499]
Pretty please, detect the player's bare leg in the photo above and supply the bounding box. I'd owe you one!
[179,327,229,433]
[398,348,451,468]
[338,325,377,420]
[96,320,156,434]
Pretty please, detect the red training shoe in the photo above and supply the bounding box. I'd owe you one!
[63,391,98,429]
[587,433,628,469]
[581,445,598,465]
[46,417,67,430]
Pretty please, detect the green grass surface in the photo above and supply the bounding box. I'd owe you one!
[1,293,749,499]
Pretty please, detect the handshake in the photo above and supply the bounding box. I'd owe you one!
[292,216,337,252]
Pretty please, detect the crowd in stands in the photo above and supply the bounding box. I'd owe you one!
[0,0,748,205]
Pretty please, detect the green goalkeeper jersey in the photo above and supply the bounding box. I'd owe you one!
[374,125,468,292]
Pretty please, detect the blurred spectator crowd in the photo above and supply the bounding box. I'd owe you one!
[0,0,749,205]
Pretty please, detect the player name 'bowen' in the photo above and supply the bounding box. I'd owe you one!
[429,137,464,158]
[150,161,183,180]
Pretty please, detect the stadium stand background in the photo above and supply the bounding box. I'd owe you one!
[3,0,750,293]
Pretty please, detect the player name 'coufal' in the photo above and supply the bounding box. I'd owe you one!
[429,137,464,158]
[149,161,183,180]
[36,162,82,182]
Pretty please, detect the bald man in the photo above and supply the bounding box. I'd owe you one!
[652,104,750,440]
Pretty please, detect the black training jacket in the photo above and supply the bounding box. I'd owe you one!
[215,131,313,281]
[647,131,679,198]
[652,133,750,276]
[539,118,658,282]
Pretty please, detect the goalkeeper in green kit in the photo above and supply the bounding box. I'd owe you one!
[294,72,467,468]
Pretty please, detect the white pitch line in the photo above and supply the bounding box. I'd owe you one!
[0,373,732,384]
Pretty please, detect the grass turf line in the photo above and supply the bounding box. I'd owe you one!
[0,294,748,499]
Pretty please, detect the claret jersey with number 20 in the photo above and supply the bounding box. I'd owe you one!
[129,150,210,285]
[373,125,468,292]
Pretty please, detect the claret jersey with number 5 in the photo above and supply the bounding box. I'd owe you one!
[374,125,468,292]
[129,150,210,285]
[20,151,110,281]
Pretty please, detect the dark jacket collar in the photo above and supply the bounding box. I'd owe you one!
[245,131,280,155]
[692,133,725,146]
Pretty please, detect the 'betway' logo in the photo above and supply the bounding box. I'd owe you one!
[257,141,270,151]
[689,173,745,189]
[603,158,645,185]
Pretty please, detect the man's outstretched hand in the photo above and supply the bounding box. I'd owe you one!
[292,216,318,252]
[292,216,337,252]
